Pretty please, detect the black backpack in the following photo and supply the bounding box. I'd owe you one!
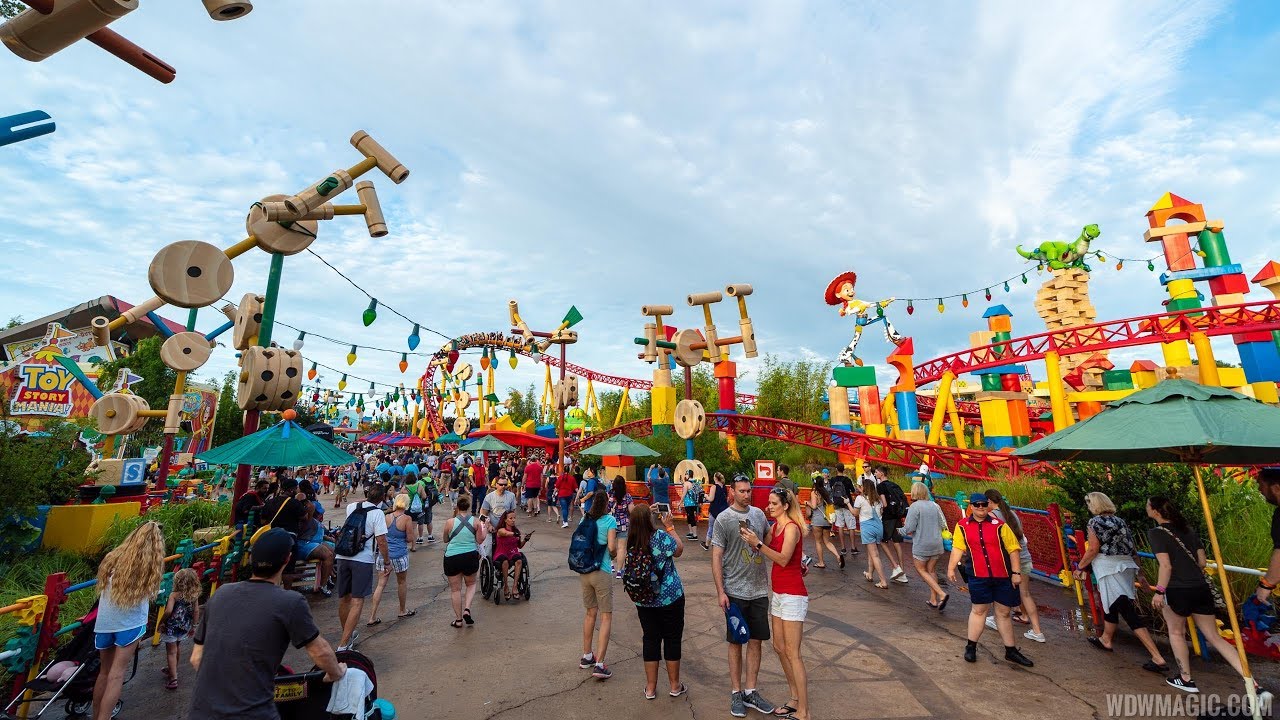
[335,504,373,557]
[878,480,908,520]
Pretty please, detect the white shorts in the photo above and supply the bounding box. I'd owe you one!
[832,509,857,529]
[770,592,809,622]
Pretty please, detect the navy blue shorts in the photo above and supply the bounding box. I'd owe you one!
[968,576,1019,607]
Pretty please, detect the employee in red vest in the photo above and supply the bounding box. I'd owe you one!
[947,493,1034,667]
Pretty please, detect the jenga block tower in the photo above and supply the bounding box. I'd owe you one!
[1033,268,1105,379]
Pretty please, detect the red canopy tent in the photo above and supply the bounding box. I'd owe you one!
[465,430,559,451]
[393,436,431,448]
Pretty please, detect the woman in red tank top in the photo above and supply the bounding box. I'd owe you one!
[740,488,810,720]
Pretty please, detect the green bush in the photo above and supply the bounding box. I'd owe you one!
[92,500,232,562]
[0,413,93,558]
[1048,461,1198,533]
[0,549,97,666]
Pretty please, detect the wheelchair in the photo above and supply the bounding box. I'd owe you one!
[479,535,530,605]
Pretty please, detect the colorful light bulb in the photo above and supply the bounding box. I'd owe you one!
[293,331,305,351]
[407,324,421,351]
[362,298,378,326]
[399,353,409,373]
[307,362,317,381]
[346,345,357,365]
[338,374,347,391]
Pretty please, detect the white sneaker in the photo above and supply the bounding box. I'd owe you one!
[893,574,909,584]
[985,616,997,631]
[890,566,904,580]
[562,522,569,529]
[1024,630,1046,643]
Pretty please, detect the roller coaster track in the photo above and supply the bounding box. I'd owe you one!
[563,414,1052,480]
[913,300,1280,387]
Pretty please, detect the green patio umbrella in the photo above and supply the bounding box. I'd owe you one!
[1015,378,1280,710]
[434,432,464,444]
[577,433,660,457]
[459,435,518,453]
[198,420,359,468]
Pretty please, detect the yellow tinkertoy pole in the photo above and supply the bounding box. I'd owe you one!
[1190,331,1221,386]
[613,387,630,427]
[946,393,966,449]
[1044,350,1070,432]
[1192,464,1258,716]
[926,370,956,446]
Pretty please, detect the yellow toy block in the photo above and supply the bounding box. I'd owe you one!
[1166,278,1196,301]
[43,502,141,555]
[1160,341,1192,368]
[651,385,677,426]
[1218,367,1247,388]
[1213,293,1246,307]
[978,399,1012,437]
[969,330,995,349]
[1253,381,1279,404]
[1064,389,1134,403]
[864,423,887,437]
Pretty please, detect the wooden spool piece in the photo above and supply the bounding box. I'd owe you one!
[674,399,705,440]
[91,393,148,436]
[453,416,470,436]
[454,363,474,382]
[247,194,320,255]
[455,390,472,411]
[673,458,708,485]
[160,332,213,372]
[237,347,302,411]
[671,328,705,368]
[148,240,234,308]
[550,329,578,345]
[232,293,264,351]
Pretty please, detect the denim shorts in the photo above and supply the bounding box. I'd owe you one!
[95,625,147,650]
[860,517,884,544]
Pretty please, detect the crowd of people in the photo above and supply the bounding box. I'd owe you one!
[82,446,1280,719]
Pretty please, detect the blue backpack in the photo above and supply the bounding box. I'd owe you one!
[568,516,603,574]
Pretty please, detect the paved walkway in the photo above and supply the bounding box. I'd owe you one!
[127,504,1276,719]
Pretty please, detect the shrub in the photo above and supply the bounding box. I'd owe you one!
[92,500,232,562]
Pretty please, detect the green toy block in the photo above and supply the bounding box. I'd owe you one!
[981,374,1003,391]
[1166,296,1202,312]
[1012,435,1031,448]
[1102,370,1134,390]
[833,366,878,388]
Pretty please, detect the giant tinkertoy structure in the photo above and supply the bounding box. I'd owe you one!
[65,131,408,497]
[1,0,253,84]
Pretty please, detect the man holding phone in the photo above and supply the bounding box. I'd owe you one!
[711,475,776,717]
[647,463,671,513]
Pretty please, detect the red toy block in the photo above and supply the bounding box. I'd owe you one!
[858,386,882,425]
[1208,273,1249,296]
[1000,374,1020,392]
[1233,330,1273,345]
[602,455,636,467]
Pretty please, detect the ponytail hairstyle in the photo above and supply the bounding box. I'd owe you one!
[985,488,1022,542]
[859,476,880,506]
[1148,496,1189,533]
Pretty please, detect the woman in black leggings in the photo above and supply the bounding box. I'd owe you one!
[626,505,687,699]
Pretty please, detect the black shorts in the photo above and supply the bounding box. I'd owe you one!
[1166,584,1217,617]
[524,488,540,500]
[882,516,903,543]
[727,596,770,642]
[443,551,480,577]
[335,559,373,599]
[968,576,1019,607]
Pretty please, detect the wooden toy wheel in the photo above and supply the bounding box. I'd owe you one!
[160,332,213,372]
[671,328,705,368]
[454,363,474,382]
[148,240,234,308]
[454,390,472,412]
[232,293,264,351]
[674,399,705,439]
[453,416,470,436]
[91,393,148,435]
[673,458,708,485]
[247,194,320,256]
[237,347,303,411]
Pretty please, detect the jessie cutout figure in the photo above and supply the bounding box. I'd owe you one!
[824,271,905,367]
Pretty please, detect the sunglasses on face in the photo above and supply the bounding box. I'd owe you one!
[971,501,990,508]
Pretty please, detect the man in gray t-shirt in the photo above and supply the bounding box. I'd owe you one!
[711,476,777,716]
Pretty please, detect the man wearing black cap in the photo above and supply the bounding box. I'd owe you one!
[948,493,1034,667]
[189,529,344,720]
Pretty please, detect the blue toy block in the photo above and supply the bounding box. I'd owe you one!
[984,436,1016,451]
[1159,264,1243,286]
[969,364,1028,376]
[1238,341,1280,383]
[982,305,1013,319]
[895,391,920,430]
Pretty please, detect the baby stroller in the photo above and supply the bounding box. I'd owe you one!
[1,607,136,719]
[274,649,383,720]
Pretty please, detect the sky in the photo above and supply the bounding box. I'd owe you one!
[4,0,1280,415]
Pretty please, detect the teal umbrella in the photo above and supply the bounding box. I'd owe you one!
[1015,378,1280,709]
[577,433,660,457]
[197,420,359,468]
[1014,379,1280,464]
[434,432,463,444]
[460,435,518,453]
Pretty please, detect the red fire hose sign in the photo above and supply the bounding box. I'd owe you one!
[755,460,775,482]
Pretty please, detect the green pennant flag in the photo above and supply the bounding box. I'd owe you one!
[484,393,500,403]
[562,305,583,328]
